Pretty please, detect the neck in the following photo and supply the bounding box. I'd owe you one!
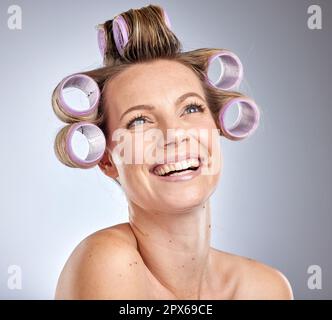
[128,199,213,299]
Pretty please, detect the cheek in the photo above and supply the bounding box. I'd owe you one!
[115,164,142,197]
[194,119,221,155]
[117,164,155,208]
[198,125,223,177]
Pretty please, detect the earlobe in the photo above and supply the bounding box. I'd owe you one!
[98,152,119,179]
[107,151,116,168]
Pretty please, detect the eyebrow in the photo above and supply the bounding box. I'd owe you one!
[119,92,206,121]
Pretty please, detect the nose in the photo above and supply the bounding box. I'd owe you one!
[157,112,191,148]
[163,127,190,149]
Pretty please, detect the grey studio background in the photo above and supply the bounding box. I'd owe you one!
[0,0,331,299]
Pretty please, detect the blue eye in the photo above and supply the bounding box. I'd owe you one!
[126,114,148,129]
[184,103,204,114]
[126,103,204,129]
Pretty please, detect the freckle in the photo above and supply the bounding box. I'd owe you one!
[208,224,211,228]
[192,257,195,261]
[129,263,132,266]
[134,261,138,264]
[182,265,184,268]
[118,273,122,277]
[203,205,205,208]
[169,239,172,243]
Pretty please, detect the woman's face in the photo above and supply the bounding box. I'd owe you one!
[103,59,222,212]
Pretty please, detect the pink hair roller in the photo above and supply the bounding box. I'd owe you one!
[218,97,260,140]
[97,26,107,57]
[65,121,106,168]
[52,74,100,122]
[206,50,243,90]
[162,9,172,29]
[112,15,129,57]
[112,8,172,57]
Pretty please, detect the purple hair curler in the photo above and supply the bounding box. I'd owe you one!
[112,15,129,57]
[65,121,106,168]
[97,25,107,57]
[52,74,100,122]
[163,8,172,29]
[218,97,260,141]
[206,50,243,91]
[112,8,172,57]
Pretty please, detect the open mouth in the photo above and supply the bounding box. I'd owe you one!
[160,167,198,177]
[152,158,201,177]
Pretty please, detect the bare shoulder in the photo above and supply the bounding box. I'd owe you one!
[55,223,147,299]
[212,248,294,300]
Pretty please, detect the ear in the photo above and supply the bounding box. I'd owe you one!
[98,150,119,179]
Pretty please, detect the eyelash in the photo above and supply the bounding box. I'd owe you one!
[126,102,205,129]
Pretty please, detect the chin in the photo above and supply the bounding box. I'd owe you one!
[150,176,219,212]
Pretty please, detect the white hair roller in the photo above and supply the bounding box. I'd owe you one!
[52,73,100,123]
[55,121,106,169]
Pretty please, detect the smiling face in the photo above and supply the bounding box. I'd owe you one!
[100,59,223,212]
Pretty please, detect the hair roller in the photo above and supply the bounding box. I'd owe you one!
[54,121,106,169]
[112,15,129,57]
[218,97,260,141]
[111,7,172,57]
[162,8,172,29]
[205,50,243,90]
[52,74,100,123]
[96,24,107,57]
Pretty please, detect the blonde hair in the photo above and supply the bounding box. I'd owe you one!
[53,4,247,168]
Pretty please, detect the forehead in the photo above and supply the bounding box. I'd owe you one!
[104,59,204,115]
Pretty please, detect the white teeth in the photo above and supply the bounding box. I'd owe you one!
[153,158,200,176]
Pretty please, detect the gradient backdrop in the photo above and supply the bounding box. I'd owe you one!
[0,0,331,299]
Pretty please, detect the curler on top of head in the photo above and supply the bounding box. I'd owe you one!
[205,50,243,91]
[162,8,172,29]
[218,97,260,141]
[112,14,129,57]
[52,73,100,123]
[110,8,172,58]
[96,24,107,57]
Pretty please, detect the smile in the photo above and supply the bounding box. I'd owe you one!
[150,156,202,182]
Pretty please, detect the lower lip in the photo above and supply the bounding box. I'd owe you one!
[151,165,202,182]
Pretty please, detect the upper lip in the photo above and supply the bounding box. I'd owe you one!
[149,153,202,173]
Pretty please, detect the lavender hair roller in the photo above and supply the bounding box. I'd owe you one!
[52,74,100,123]
[96,25,107,57]
[162,9,172,29]
[206,50,243,91]
[112,15,128,57]
[64,121,106,168]
[218,97,260,141]
[112,8,172,57]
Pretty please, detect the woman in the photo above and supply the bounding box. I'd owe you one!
[52,4,293,300]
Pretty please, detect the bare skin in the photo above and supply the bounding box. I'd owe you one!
[55,59,293,300]
[55,222,293,299]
